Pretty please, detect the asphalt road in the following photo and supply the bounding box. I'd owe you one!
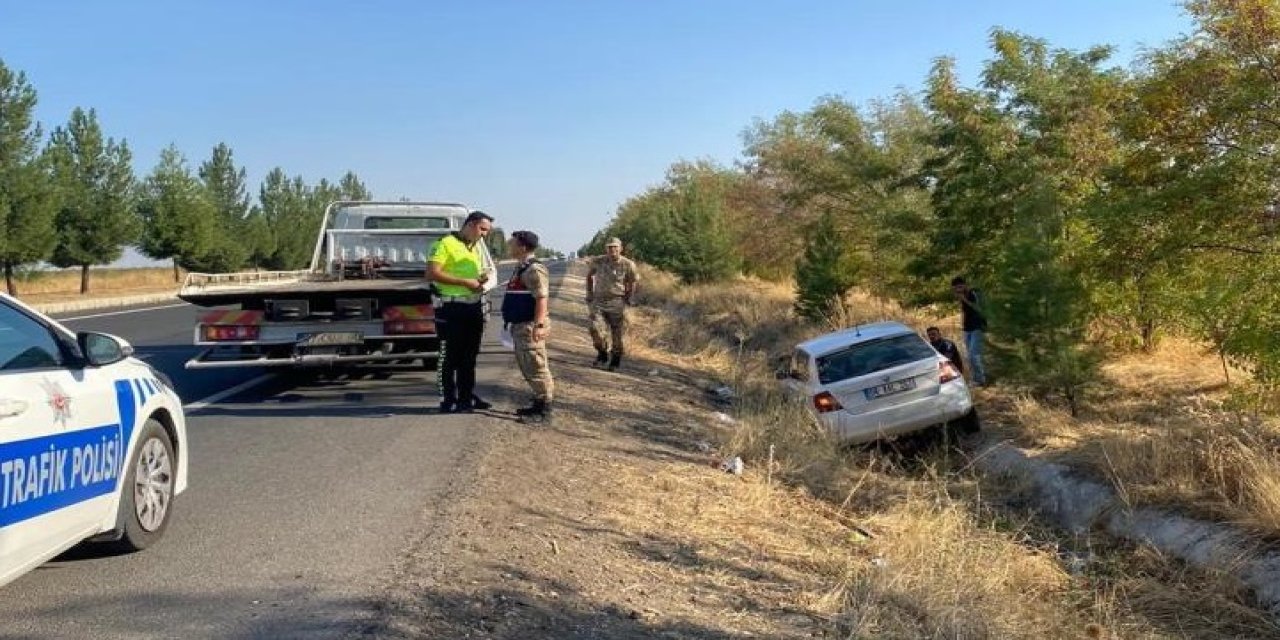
[0,262,561,639]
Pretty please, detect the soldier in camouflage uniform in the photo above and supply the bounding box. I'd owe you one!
[586,237,639,371]
[501,231,555,423]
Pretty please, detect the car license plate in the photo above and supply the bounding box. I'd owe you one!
[296,331,365,346]
[864,378,916,400]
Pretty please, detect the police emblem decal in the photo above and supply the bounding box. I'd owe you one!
[40,378,73,428]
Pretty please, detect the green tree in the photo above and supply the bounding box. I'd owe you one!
[138,145,216,280]
[258,168,314,270]
[743,94,936,300]
[665,165,739,283]
[338,171,371,200]
[794,211,859,324]
[594,161,740,283]
[923,31,1126,412]
[46,107,138,294]
[0,59,57,295]
[197,143,252,271]
[1116,0,1280,374]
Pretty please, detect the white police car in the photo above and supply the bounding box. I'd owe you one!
[0,293,188,588]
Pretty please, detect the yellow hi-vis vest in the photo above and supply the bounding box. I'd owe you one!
[428,233,483,297]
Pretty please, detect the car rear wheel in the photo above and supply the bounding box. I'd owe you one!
[106,419,176,552]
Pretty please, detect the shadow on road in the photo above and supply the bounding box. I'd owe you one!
[0,586,379,640]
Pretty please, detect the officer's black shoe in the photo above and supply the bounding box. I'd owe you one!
[454,399,475,413]
[439,399,456,414]
[593,350,608,367]
[470,394,493,411]
[607,354,621,371]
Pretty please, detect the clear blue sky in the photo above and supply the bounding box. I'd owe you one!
[1,1,1192,263]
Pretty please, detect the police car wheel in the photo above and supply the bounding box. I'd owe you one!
[111,419,176,552]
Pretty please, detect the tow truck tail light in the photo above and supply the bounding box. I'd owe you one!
[813,391,843,413]
[940,361,962,383]
[383,319,435,335]
[202,325,261,341]
[382,304,435,335]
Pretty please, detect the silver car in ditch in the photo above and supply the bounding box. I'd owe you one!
[781,321,979,443]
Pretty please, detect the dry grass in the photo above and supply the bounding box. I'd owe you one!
[625,266,1280,639]
[10,267,178,302]
[644,266,1280,539]
[993,339,1280,538]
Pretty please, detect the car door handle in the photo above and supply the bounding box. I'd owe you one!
[0,398,29,418]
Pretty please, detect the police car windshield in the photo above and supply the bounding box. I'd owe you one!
[815,334,935,385]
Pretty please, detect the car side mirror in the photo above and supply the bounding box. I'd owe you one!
[78,332,134,367]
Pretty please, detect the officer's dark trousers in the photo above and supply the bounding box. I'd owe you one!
[436,301,486,403]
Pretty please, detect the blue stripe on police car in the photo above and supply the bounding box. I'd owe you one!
[0,378,141,528]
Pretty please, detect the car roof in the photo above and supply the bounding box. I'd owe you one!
[796,321,919,358]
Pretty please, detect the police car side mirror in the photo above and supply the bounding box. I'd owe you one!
[77,332,134,367]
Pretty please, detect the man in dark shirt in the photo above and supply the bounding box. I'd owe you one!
[926,327,964,374]
[951,276,988,386]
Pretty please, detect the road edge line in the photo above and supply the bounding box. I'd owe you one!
[184,373,275,413]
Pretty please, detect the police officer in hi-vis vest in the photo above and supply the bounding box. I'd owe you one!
[501,230,554,424]
[427,211,496,413]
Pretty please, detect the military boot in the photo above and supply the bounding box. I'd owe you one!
[515,399,546,417]
[593,349,608,367]
[607,353,622,372]
[518,400,552,425]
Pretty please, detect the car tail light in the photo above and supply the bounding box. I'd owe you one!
[202,325,260,341]
[940,361,962,383]
[383,319,435,335]
[813,391,843,413]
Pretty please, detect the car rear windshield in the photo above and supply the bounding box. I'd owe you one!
[815,333,936,384]
[363,216,451,230]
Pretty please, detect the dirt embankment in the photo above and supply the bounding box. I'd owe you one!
[368,264,1278,640]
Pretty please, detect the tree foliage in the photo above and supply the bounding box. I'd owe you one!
[0,59,57,295]
[794,211,859,323]
[196,143,253,272]
[258,167,315,270]
[588,161,739,284]
[586,0,1280,406]
[137,145,216,279]
[45,108,137,293]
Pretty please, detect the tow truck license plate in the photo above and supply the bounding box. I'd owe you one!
[296,331,365,346]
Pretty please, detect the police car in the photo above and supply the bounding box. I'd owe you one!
[0,293,188,588]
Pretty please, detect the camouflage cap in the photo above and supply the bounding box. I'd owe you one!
[605,237,623,247]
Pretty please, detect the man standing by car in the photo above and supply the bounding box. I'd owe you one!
[926,326,965,374]
[586,237,639,371]
[951,276,987,386]
[502,230,555,424]
[428,211,495,413]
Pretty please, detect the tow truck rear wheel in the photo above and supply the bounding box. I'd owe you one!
[104,419,176,552]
